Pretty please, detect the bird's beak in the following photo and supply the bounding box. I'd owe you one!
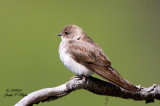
[56,33,61,36]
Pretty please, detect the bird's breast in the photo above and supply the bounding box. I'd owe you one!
[59,41,93,76]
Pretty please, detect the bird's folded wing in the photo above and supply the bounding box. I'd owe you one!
[67,40,138,92]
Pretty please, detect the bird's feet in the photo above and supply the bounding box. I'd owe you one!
[70,75,87,81]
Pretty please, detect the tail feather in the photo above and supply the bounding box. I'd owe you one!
[91,65,138,92]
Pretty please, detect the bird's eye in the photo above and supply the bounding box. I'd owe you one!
[65,31,69,35]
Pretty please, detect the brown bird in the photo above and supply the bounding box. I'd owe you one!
[57,25,138,92]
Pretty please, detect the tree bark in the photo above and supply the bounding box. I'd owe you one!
[15,76,160,106]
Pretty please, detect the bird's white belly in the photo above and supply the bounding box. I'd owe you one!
[59,41,93,76]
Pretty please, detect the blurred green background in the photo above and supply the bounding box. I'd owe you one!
[0,0,160,106]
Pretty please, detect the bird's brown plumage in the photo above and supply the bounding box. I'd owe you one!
[59,25,139,92]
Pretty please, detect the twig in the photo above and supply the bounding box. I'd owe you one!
[15,76,160,106]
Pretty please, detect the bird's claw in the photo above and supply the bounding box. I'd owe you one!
[70,75,86,81]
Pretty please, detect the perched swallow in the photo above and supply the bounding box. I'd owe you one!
[57,25,138,92]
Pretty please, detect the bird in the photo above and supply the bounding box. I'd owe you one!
[57,25,138,92]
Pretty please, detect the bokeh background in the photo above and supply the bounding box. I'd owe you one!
[0,0,160,106]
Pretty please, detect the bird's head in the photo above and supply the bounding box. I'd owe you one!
[57,25,85,40]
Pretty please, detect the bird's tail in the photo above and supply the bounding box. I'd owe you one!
[93,65,139,92]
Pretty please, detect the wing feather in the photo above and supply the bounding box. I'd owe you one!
[67,40,138,92]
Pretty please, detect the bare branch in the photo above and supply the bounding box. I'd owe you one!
[15,76,160,106]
